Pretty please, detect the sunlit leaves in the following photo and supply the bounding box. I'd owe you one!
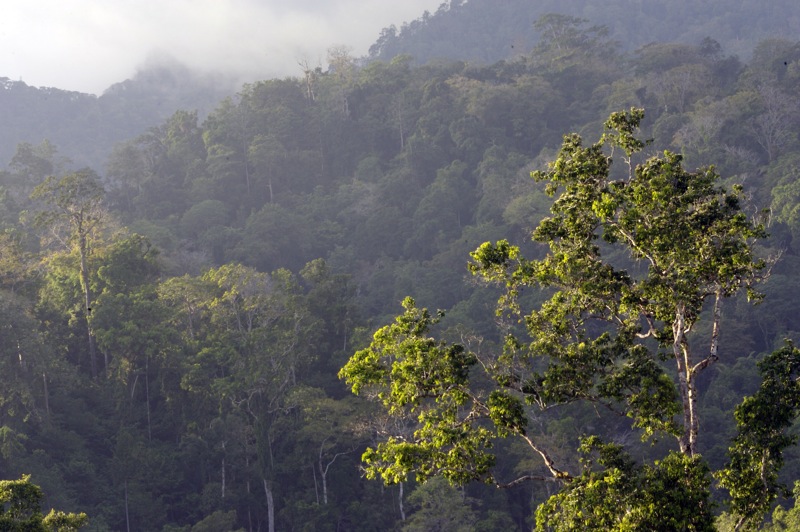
[0,475,88,530]
[535,439,714,532]
[340,297,502,484]
[340,109,771,528]
[717,342,800,530]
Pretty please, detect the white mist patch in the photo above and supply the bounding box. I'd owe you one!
[0,0,442,95]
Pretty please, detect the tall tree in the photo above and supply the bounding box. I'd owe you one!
[340,109,774,529]
[164,264,318,532]
[31,169,106,379]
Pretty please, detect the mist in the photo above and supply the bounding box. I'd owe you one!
[0,0,442,95]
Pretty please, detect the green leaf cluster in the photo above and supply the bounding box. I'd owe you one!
[340,297,499,485]
[535,438,713,531]
[0,475,88,531]
[717,342,800,530]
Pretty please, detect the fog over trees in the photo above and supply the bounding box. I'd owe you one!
[2,2,800,530]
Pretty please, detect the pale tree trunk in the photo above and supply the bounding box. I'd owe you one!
[674,292,723,457]
[42,373,50,418]
[399,481,406,521]
[313,464,319,504]
[245,453,253,530]
[124,479,130,532]
[264,478,275,532]
[78,231,99,379]
[243,141,252,195]
[673,304,694,455]
[318,444,330,505]
[690,291,723,446]
[221,441,226,499]
[317,441,354,505]
[320,462,329,505]
[145,358,152,442]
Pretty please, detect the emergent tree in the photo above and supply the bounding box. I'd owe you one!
[340,109,782,530]
[31,169,106,379]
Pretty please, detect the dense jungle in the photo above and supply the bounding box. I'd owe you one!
[2,1,800,530]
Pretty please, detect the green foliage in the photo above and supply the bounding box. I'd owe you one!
[340,297,496,485]
[535,438,713,531]
[0,290,51,425]
[0,475,87,531]
[762,482,800,531]
[368,1,800,70]
[341,109,774,529]
[402,477,478,532]
[717,343,800,530]
[30,170,105,235]
[473,108,765,451]
[6,9,800,529]
[188,509,243,532]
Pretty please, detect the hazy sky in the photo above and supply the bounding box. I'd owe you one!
[0,0,442,95]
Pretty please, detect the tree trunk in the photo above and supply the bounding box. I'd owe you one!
[313,463,320,504]
[243,141,252,194]
[221,443,226,499]
[145,358,152,442]
[246,454,253,531]
[399,481,406,521]
[42,373,50,418]
[124,479,130,532]
[319,460,328,505]
[264,478,275,532]
[673,304,696,456]
[78,232,99,379]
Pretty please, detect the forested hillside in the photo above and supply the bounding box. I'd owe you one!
[0,58,236,170]
[370,0,800,67]
[1,9,800,532]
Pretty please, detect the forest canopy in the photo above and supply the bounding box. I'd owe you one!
[1,7,800,531]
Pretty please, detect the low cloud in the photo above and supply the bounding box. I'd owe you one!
[0,0,441,94]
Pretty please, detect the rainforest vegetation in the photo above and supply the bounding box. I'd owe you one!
[2,2,800,530]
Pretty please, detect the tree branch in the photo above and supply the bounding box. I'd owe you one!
[519,433,572,480]
[495,474,566,489]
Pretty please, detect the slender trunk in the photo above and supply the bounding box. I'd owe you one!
[705,291,722,367]
[130,373,138,400]
[397,103,405,151]
[682,292,725,455]
[267,429,275,470]
[145,359,152,442]
[264,479,275,532]
[243,140,252,194]
[399,481,406,521]
[221,442,226,499]
[313,463,320,504]
[124,480,130,532]
[317,438,353,506]
[686,371,699,455]
[245,453,253,532]
[319,461,328,505]
[78,232,99,379]
[673,304,694,455]
[42,373,50,418]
